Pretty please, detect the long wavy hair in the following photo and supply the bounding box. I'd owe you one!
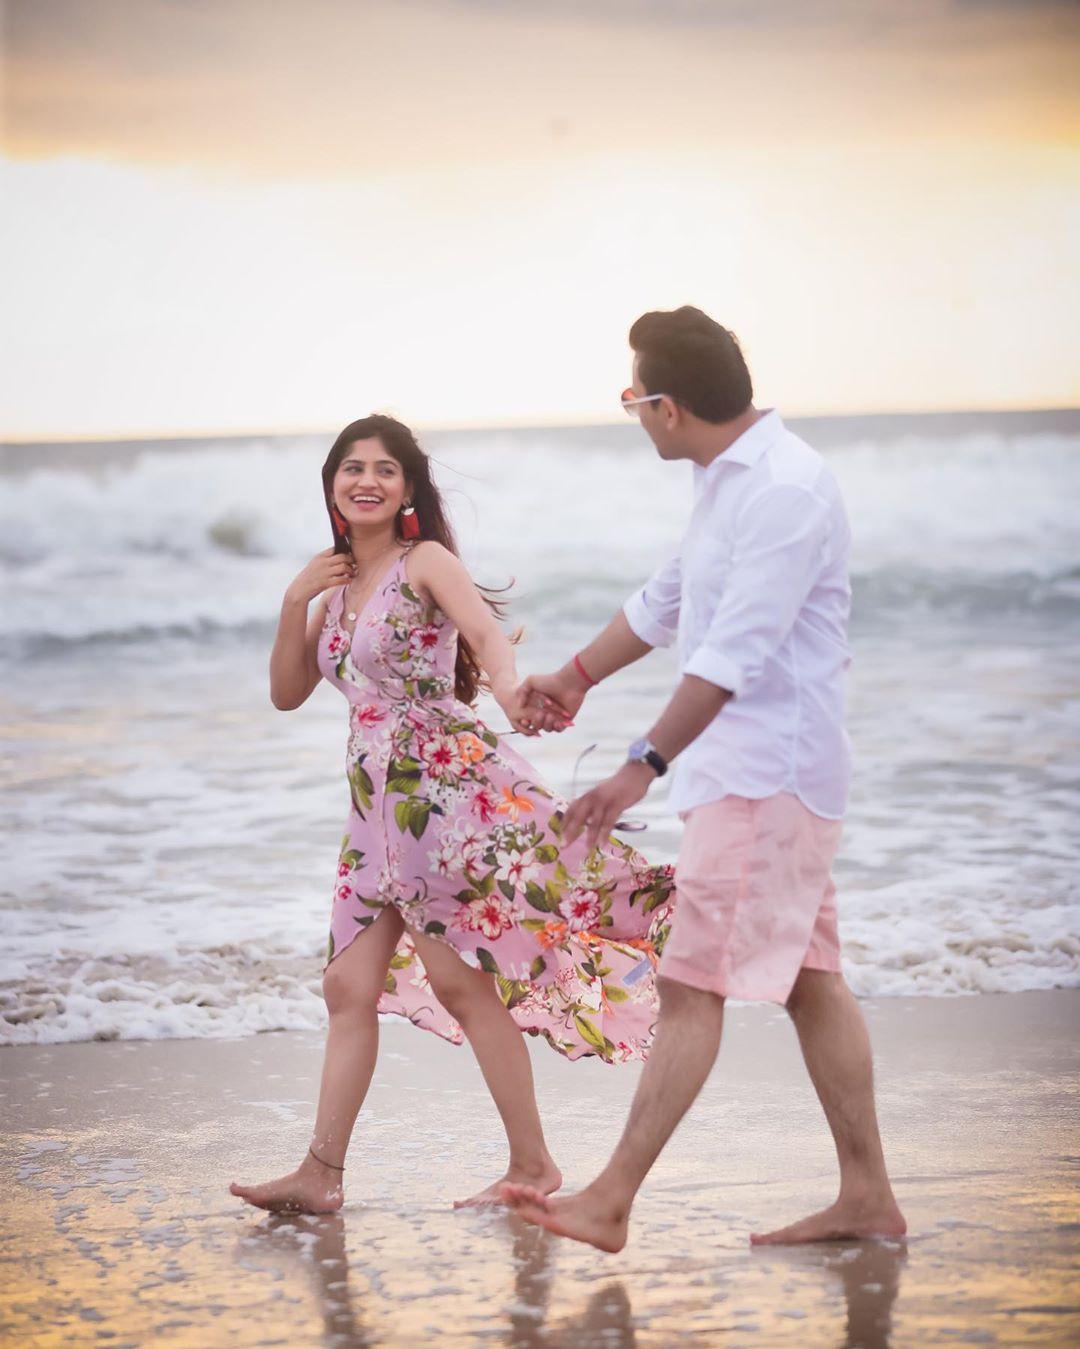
[321,414,512,706]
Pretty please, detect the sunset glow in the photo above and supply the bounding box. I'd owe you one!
[3,0,1078,439]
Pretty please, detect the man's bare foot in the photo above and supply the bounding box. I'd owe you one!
[750,1196,907,1246]
[499,1182,629,1253]
[229,1152,344,1215]
[454,1158,562,1209]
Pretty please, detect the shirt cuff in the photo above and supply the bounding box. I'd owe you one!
[623,592,677,649]
[683,647,744,697]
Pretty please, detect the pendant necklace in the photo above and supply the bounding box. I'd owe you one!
[345,545,397,622]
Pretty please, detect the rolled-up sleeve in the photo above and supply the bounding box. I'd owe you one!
[683,486,831,696]
[623,551,681,649]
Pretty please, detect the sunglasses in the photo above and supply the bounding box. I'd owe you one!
[620,387,665,418]
[571,743,648,832]
[500,734,648,833]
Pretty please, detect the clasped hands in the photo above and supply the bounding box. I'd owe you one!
[494,667,654,851]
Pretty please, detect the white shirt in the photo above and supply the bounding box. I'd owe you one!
[623,411,852,819]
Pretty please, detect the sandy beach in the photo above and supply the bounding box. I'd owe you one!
[2,989,1077,1346]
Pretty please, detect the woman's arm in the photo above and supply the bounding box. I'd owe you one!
[270,548,355,710]
[407,542,551,733]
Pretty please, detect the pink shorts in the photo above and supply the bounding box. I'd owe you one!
[660,792,843,1004]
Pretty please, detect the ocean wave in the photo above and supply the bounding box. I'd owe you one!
[2,566,1076,654]
[3,895,1076,1046]
[2,425,1077,576]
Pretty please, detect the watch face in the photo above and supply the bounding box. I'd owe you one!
[628,737,648,761]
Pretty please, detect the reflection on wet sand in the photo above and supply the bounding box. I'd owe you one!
[829,1239,906,1349]
[239,1208,640,1348]
[240,1198,909,1348]
[3,992,1078,1345]
[244,1214,374,1347]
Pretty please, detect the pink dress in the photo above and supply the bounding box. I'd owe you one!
[316,549,675,1062]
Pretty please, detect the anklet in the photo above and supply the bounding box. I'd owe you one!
[308,1146,345,1172]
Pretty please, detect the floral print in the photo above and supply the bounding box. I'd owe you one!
[316,550,675,1062]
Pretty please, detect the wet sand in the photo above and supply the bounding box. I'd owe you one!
[2,990,1078,1347]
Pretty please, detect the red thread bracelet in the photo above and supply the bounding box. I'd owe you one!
[573,652,598,687]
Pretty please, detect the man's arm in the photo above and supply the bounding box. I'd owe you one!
[644,674,733,766]
[562,486,832,847]
[520,551,681,728]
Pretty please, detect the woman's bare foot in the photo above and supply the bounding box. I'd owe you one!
[499,1182,628,1253]
[229,1152,345,1215]
[455,1157,563,1209]
[750,1196,907,1246]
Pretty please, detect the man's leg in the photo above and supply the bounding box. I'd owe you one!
[751,967,906,1244]
[501,976,725,1252]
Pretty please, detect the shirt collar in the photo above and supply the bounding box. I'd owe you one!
[706,408,783,472]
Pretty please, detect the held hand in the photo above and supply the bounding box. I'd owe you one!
[562,762,654,852]
[286,548,356,605]
[519,668,589,733]
[493,680,571,737]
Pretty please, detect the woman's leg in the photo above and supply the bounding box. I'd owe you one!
[408,927,562,1208]
[229,906,405,1213]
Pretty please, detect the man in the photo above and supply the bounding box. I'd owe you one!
[503,306,905,1251]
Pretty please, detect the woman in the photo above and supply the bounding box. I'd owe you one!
[230,415,674,1215]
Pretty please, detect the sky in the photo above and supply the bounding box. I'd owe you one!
[2,0,1079,439]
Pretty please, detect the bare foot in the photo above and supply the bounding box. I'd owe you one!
[454,1158,563,1210]
[750,1197,907,1246]
[499,1182,628,1253]
[229,1153,344,1215]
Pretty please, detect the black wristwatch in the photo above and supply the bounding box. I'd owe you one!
[627,737,668,778]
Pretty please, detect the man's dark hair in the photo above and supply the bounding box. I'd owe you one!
[629,306,752,423]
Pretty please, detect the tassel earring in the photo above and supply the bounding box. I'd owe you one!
[331,506,348,536]
[400,502,420,540]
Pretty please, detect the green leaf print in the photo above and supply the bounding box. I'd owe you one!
[604,985,630,1004]
[495,975,530,1010]
[529,954,547,979]
[394,797,438,840]
[400,581,420,605]
[643,888,670,914]
[424,920,447,936]
[497,878,515,903]
[389,950,413,970]
[348,759,374,817]
[326,931,335,963]
[525,882,559,914]
[521,918,548,932]
[534,843,558,865]
[339,848,364,870]
[387,756,422,796]
[384,971,398,995]
[475,947,500,975]
[573,1013,616,1059]
[480,728,499,749]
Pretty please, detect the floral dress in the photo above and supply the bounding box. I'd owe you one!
[317,548,675,1062]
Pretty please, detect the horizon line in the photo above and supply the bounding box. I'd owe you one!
[4,403,1080,448]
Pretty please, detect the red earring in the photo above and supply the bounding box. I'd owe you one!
[331,506,347,535]
[400,503,420,540]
